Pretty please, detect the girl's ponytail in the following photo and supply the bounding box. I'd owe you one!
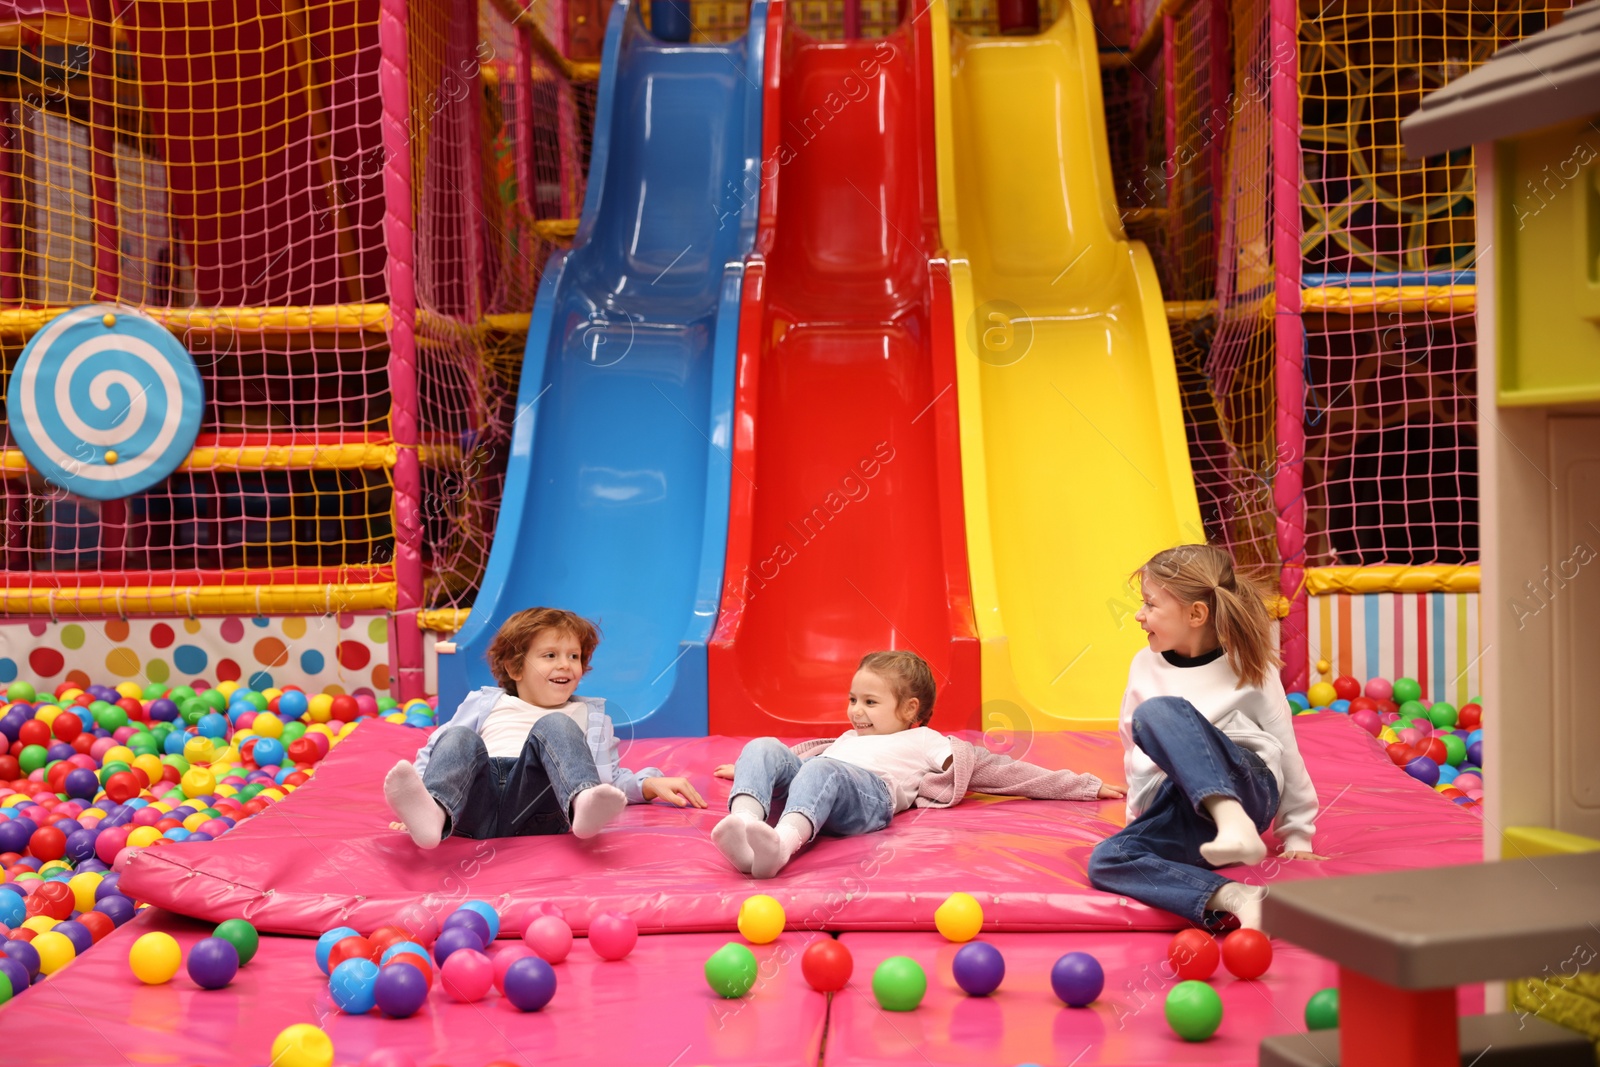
[1136,544,1280,689]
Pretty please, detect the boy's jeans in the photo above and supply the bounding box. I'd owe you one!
[729,737,894,837]
[1087,696,1280,924]
[422,714,601,839]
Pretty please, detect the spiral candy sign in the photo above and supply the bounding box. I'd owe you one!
[6,304,203,500]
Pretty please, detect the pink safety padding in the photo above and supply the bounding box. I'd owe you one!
[1,907,829,1067]
[116,715,1483,936]
[829,932,1484,1066]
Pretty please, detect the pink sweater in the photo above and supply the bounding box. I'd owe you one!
[788,736,1104,809]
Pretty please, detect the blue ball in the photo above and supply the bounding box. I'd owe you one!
[330,957,380,1014]
[0,892,23,928]
[197,713,229,739]
[316,926,361,975]
[457,900,501,941]
[163,731,188,755]
[1467,729,1484,746]
[380,941,431,965]
[276,690,309,721]
[952,941,1005,996]
[1286,692,1309,711]
[1051,951,1104,1007]
[164,828,191,842]
[251,737,286,768]
[405,712,434,728]
[1437,764,1459,785]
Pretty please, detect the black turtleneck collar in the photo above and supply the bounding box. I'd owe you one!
[1161,646,1225,668]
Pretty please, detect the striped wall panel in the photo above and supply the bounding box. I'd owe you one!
[1305,592,1483,705]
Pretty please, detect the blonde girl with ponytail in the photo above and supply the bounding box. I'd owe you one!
[1087,544,1321,930]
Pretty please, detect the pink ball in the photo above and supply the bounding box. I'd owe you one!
[131,807,163,827]
[588,911,637,961]
[354,694,380,717]
[1397,727,1423,746]
[235,712,257,731]
[89,738,118,761]
[305,732,331,758]
[396,903,440,946]
[1365,677,1393,701]
[95,825,132,864]
[440,947,494,1002]
[491,943,536,993]
[68,754,97,771]
[1465,788,1484,800]
[360,1052,419,1067]
[523,915,573,964]
[1454,773,1482,791]
[112,726,139,744]
[1349,708,1382,737]
[1380,712,1400,724]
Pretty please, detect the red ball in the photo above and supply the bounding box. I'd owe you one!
[1386,742,1414,766]
[368,925,412,956]
[283,771,309,787]
[16,720,51,749]
[71,734,96,755]
[1420,737,1448,765]
[28,825,66,862]
[26,879,75,920]
[800,938,853,992]
[1221,929,1273,979]
[287,739,320,765]
[328,695,360,721]
[1375,699,1399,716]
[77,910,115,942]
[1168,929,1219,980]
[104,771,142,804]
[1347,697,1377,713]
[1331,676,1361,701]
[117,698,144,721]
[0,756,18,780]
[1458,703,1482,730]
[327,935,377,971]
[46,763,72,793]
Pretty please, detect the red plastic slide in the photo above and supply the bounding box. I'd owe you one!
[708,3,979,734]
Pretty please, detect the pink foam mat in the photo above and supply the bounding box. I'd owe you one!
[3,908,829,1067]
[827,932,1484,1066]
[116,715,1483,936]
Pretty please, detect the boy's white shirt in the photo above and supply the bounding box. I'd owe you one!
[479,694,587,757]
[821,726,954,813]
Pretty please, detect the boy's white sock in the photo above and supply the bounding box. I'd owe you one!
[1208,881,1269,930]
[750,813,812,879]
[730,795,765,822]
[570,783,627,839]
[712,814,756,873]
[384,761,445,849]
[1199,797,1268,867]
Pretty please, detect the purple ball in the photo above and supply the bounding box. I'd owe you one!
[94,894,136,927]
[373,961,430,1018]
[99,807,134,829]
[0,955,29,994]
[502,956,557,1012]
[8,816,36,838]
[3,939,41,979]
[432,925,482,965]
[93,873,121,899]
[64,829,99,863]
[53,920,93,955]
[52,818,83,837]
[1051,951,1104,1007]
[187,936,239,989]
[441,908,491,947]
[0,821,29,854]
[75,858,108,875]
[952,941,1006,996]
[186,832,214,843]
[1404,755,1441,787]
[1467,740,1483,767]
[147,699,179,723]
[45,743,75,763]
[64,769,100,801]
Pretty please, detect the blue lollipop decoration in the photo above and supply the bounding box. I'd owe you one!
[6,304,202,500]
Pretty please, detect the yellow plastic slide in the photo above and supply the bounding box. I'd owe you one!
[931,0,1202,730]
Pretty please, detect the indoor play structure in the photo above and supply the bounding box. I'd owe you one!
[0,0,1596,1063]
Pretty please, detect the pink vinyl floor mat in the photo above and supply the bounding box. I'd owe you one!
[3,908,829,1067]
[115,715,1483,936]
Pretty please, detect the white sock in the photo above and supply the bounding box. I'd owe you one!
[750,813,812,879]
[1199,797,1268,867]
[570,783,627,839]
[1208,881,1269,930]
[730,795,765,822]
[712,814,755,873]
[384,761,445,849]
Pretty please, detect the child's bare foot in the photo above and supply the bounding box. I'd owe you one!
[571,783,627,839]
[712,814,755,873]
[384,761,444,849]
[1199,797,1267,867]
[1208,881,1268,930]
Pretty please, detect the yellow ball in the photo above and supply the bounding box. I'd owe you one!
[307,694,334,722]
[270,1024,335,1067]
[1434,783,1455,793]
[260,787,286,802]
[22,916,60,934]
[183,812,210,832]
[1315,659,1332,676]
[253,713,284,740]
[133,754,166,784]
[39,860,71,874]
[1306,682,1338,708]
[129,931,182,984]
[934,892,984,942]
[68,871,103,912]
[183,737,216,765]
[35,706,60,727]
[103,745,136,768]
[33,930,76,974]
[116,682,143,699]
[1378,727,1399,744]
[737,894,786,945]
[126,825,163,849]
[180,767,217,798]
[216,680,240,698]
[263,687,283,701]
[383,711,406,724]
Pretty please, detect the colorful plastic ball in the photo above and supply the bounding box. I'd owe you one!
[187,935,239,989]
[94,893,136,927]
[1166,980,1223,1041]
[374,960,430,1018]
[588,910,637,961]
[26,880,73,920]
[1305,987,1339,1029]
[1364,677,1393,700]
[277,690,310,721]
[1221,929,1273,979]
[1468,740,1483,766]
[1332,676,1361,701]
[331,957,381,1013]
[3,939,41,980]
[1392,677,1422,704]
[457,900,501,940]
[431,925,482,965]
[315,926,360,974]
[442,908,491,947]
[737,894,785,945]
[251,737,286,768]
[270,1024,335,1067]
[933,891,983,942]
[53,919,92,955]
[329,935,377,973]
[0,894,23,928]
[1168,929,1219,980]
[1050,951,1104,1007]
[32,930,75,974]
[1427,701,1458,729]
[180,767,217,798]
[1306,682,1337,707]
[801,937,853,993]
[872,956,927,1012]
[705,941,759,998]
[491,944,536,994]
[0,957,29,996]
[1458,703,1482,730]
[502,955,557,1012]
[380,940,431,966]
[441,947,494,1002]
[1404,756,1441,786]
[1349,708,1382,737]
[523,915,573,963]
[952,941,1005,996]
[213,918,259,966]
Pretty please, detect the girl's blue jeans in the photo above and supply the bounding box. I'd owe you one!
[728,737,894,837]
[1088,696,1280,924]
[421,714,600,839]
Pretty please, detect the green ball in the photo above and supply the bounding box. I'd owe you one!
[100,706,129,731]
[4,681,36,703]
[704,942,758,998]
[0,966,12,1005]
[241,691,268,712]
[18,745,49,775]
[1165,980,1223,1041]
[377,697,398,711]
[213,919,259,966]
[1305,987,1339,1030]
[280,722,308,744]
[151,723,174,742]
[1440,733,1467,766]
[128,734,160,757]
[1397,700,1427,722]
[141,683,167,700]
[160,754,191,775]
[181,705,206,727]
[168,685,197,704]
[1427,702,1458,729]
[98,761,131,784]
[1393,677,1422,704]
[872,956,927,1012]
[201,689,228,712]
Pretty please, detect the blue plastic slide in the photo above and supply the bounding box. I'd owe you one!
[438,0,767,735]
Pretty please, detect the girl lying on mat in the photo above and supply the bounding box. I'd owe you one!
[1088,543,1322,931]
[384,607,705,848]
[711,650,1126,879]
